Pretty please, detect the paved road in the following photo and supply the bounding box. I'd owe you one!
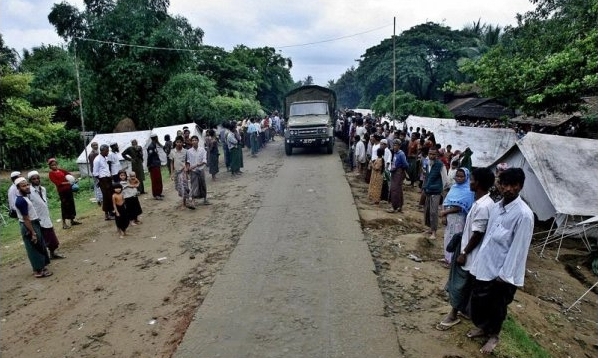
[174,149,399,358]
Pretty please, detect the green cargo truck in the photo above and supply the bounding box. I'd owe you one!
[283,85,337,155]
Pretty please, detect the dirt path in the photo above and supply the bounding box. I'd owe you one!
[0,141,282,358]
[340,146,597,358]
[1,140,597,358]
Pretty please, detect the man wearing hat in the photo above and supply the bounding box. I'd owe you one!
[7,171,21,218]
[13,177,52,278]
[147,133,164,199]
[28,171,65,259]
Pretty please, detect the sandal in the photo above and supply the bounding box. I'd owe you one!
[62,224,71,230]
[71,220,82,225]
[34,270,53,278]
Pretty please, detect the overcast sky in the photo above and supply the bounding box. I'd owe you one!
[1,0,535,85]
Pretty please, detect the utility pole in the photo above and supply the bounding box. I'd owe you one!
[393,17,396,118]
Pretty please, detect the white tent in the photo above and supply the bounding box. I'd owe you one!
[147,122,204,148]
[489,132,598,224]
[76,130,151,177]
[405,115,457,133]
[76,123,204,178]
[433,126,518,168]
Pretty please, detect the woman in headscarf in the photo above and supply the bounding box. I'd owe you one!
[47,158,81,229]
[368,147,385,205]
[459,147,473,171]
[439,167,474,266]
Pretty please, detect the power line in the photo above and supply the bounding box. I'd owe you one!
[276,24,392,48]
[73,23,393,52]
[74,36,201,52]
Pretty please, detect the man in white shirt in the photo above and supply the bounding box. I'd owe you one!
[467,168,534,354]
[93,144,115,220]
[28,171,65,259]
[108,142,122,182]
[437,167,495,330]
[7,171,21,218]
[186,135,209,207]
[353,135,366,175]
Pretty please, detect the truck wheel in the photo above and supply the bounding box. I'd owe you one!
[285,143,293,156]
[326,141,333,154]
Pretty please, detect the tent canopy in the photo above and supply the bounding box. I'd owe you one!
[76,130,151,177]
[405,115,516,168]
[433,126,518,168]
[489,132,598,221]
[405,115,457,132]
[76,123,203,177]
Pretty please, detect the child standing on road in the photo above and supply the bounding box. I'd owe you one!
[120,171,143,225]
[112,182,129,238]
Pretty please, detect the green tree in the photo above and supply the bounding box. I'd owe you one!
[0,34,19,70]
[328,67,361,109]
[150,72,218,127]
[461,0,598,113]
[371,90,453,119]
[230,46,293,112]
[19,45,79,128]
[48,0,204,132]
[0,71,79,168]
[355,22,477,105]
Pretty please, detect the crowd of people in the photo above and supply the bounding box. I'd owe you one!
[342,112,535,354]
[6,113,284,278]
[8,109,537,353]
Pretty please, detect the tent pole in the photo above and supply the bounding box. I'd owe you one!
[540,217,557,258]
[555,215,569,260]
[74,40,91,183]
[565,281,598,313]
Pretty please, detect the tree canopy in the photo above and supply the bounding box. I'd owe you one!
[460,0,598,114]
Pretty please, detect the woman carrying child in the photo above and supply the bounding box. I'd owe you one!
[112,182,129,238]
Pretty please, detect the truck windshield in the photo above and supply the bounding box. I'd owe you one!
[290,102,328,116]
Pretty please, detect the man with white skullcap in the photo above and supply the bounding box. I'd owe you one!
[13,177,52,278]
[7,171,22,218]
[28,171,65,259]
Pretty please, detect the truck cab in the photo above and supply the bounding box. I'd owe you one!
[284,86,336,155]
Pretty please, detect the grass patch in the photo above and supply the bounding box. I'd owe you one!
[1,166,157,265]
[496,315,551,358]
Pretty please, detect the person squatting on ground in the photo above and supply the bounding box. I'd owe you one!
[27,171,65,259]
[47,158,81,229]
[186,135,210,207]
[111,182,129,239]
[13,177,52,278]
[467,168,534,354]
[437,167,495,332]
[93,144,116,220]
